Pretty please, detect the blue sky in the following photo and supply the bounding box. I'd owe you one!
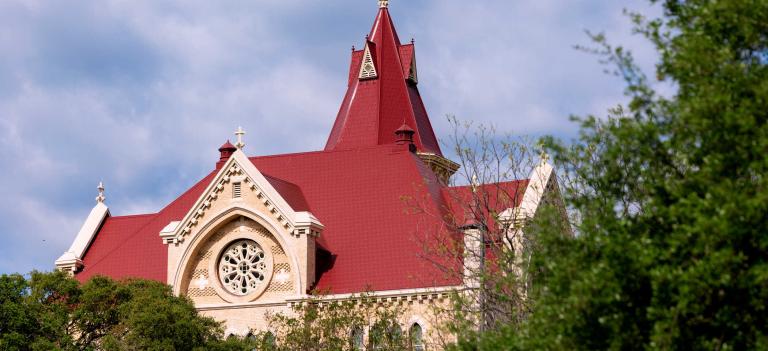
[0,0,662,274]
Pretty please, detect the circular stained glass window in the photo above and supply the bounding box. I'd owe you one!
[218,240,268,296]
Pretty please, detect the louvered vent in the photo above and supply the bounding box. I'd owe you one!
[358,45,378,80]
[408,55,418,84]
[233,182,242,198]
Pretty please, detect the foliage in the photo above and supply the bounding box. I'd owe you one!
[455,0,768,349]
[250,293,412,351]
[0,271,256,351]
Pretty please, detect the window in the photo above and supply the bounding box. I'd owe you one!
[409,323,425,351]
[368,322,403,350]
[218,239,268,295]
[233,182,242,198]
[350,326,364,350]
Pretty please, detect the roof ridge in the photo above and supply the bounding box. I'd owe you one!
[249,144,409,160]
[106,213,157,220]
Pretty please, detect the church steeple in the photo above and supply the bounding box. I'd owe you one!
[324,2,443,156]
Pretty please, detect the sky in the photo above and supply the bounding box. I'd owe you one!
[0,0,663,275]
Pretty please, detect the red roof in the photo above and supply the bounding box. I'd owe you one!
[71,6,528,294]
[325,6,442,156]
[77,172,217,282]
[77,145,462,292]
[443,180,530,228]
[250,145,458,292]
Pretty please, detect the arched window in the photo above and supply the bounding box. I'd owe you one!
[350,326,365,350]
[409,323,425,351]
[368,321,404,350]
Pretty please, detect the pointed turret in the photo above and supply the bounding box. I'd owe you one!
[325,2,443,156]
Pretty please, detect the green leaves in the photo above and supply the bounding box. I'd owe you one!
[453,0,768,349]
[253,293,412,351]
[0,272,255,351]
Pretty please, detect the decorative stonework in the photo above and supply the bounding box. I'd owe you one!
[218,239,269,296]
[163,161,294,245]
[417,152,460,184]
[183,217,294,304]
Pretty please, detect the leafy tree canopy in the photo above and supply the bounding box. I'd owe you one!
[0,271,256,351]
[453,0,768,349]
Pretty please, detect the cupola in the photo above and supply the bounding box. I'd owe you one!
[217,140,237,168]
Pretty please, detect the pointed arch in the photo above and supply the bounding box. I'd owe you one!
[409,322,425,351]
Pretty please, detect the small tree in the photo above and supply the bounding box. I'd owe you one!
[403,116,567,346]
[250,293,411,351]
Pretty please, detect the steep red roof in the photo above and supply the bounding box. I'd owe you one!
[325,6,442,156]
[75,145,461,292]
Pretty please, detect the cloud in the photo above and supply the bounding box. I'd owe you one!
[402,0,662,138]
[0,0,663,274]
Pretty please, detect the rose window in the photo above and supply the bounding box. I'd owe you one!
[218,240,268,296]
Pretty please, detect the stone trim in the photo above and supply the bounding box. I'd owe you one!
[161,149,323,245]
[416,152,460,184]
[56,202,110,274]
[194,285,465,311]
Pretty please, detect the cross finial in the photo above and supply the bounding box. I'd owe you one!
[96,181,106,204]
[379,0,388,8]
[234,127,246,149]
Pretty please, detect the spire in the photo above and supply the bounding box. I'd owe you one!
[324,3,443,156]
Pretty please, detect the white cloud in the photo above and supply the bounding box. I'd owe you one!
[0,0,665,274]
[400,0,662,138]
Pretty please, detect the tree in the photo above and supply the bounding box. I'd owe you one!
[404,116,561,345]
[452,0,768,349]
[250,293,411,351]
[0,271,256,350]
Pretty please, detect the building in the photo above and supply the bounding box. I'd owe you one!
[56,1,563,348]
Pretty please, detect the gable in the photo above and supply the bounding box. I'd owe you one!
[161,149,318,246]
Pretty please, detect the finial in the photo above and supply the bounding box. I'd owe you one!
[234,127,246,149]
[96,181,105,204]
[365,34,370,41]
[411,38,415,44]
[471,174,480,194]
[379,0,389,8]
[352,45,356,52]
